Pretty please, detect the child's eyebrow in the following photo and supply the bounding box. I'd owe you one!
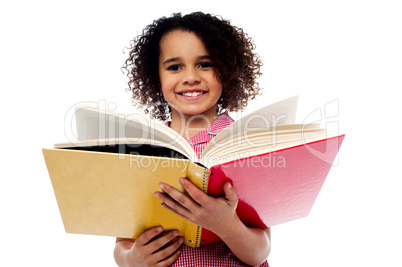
[162,55,211,66]
[197,55,212,60]
[162,57,181,66]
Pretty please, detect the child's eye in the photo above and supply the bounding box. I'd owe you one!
[199,62,213,69]
[167,65,181,71]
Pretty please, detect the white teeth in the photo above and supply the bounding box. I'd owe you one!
[182,92,204,97]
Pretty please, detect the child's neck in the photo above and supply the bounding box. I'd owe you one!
[169,110,219,139]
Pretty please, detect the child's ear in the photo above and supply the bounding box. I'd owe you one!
[217,94,224,104]
[156,84,164,96]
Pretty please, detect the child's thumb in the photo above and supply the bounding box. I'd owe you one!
[224,181,238,204]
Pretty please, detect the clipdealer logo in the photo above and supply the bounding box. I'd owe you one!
[302,99,341,166]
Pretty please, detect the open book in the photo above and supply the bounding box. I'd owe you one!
[42,96,344,247]
[57,96,329,167]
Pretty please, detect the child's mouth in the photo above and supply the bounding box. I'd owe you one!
[180,91,205,97]
[178,89,208,100]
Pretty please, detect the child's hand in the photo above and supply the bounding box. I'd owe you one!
[154,178,239,237]
[122,227,183,267]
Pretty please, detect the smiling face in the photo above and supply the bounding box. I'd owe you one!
[158,30,223,122]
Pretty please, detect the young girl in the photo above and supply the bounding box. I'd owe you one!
[114,12,271,267]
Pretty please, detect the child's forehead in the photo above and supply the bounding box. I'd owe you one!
[159,30,208,54]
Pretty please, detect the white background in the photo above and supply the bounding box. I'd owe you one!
[1,0,401,266]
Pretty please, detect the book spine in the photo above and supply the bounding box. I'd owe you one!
[195,167,209,246]
[201,167,209,193]
[184,162,210,247]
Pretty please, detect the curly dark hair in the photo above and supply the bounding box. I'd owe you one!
[123,12,262,121]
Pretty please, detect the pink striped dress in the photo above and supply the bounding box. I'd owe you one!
[165,113,270,267]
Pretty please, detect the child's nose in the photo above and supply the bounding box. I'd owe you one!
[182,68,200,85]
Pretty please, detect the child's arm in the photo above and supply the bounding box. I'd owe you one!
[155,178,271,266]
[114,227,183,267]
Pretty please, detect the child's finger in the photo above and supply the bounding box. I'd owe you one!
[158,249,181,267]
[223,181,238,205]
[135,226,164,246]
[150,235,183,264]
[147,230,180,251]
[179,177,209,206]
[160,201,191,221]
[155,185,194,219]
[158,181,200,209]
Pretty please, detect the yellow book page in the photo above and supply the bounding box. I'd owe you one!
[42,148,204,247]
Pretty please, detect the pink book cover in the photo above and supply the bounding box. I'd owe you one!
[200,135,345,246]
